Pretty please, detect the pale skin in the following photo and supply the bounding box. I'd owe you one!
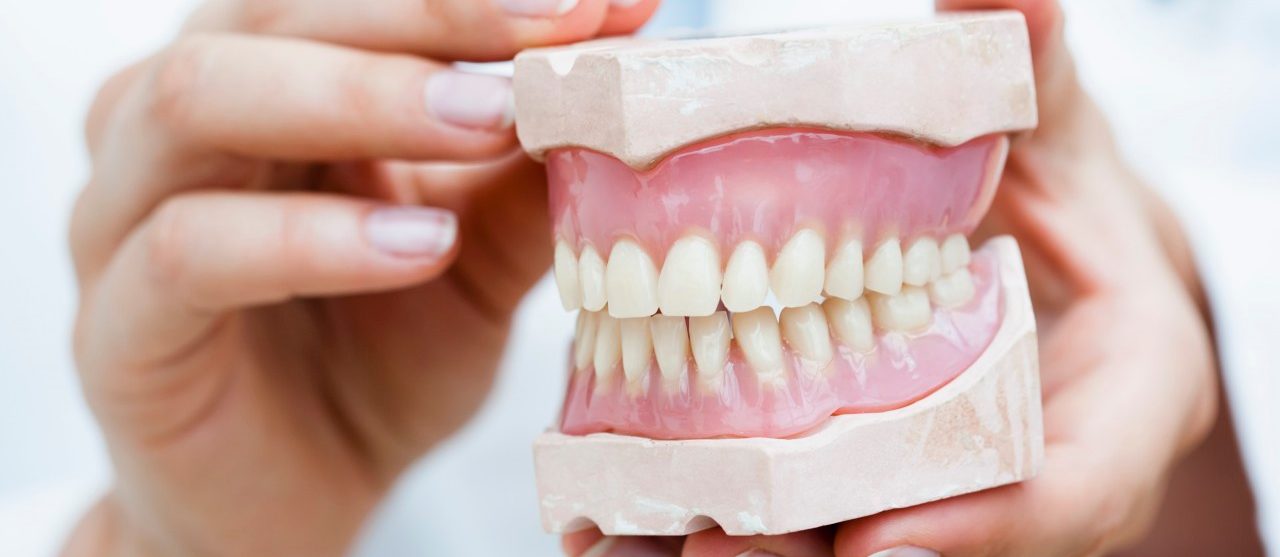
[66,0,1251,556]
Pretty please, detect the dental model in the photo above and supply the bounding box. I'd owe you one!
[513,11,1043,536]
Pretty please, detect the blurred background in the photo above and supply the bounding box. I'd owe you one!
[1,0,1277,555]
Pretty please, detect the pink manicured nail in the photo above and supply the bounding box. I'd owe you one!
[498,0,579,17]
[610,0,642,6]
[425,70,514,131]
[366,206,457,258]
[868,547,941,557]
[582,536,679,557]
[735,549,783,557]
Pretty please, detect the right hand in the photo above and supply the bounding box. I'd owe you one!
[65,1,659,556]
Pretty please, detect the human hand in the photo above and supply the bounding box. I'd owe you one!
[64,2,660,556]
[564,1,1219,555]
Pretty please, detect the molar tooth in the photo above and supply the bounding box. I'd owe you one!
[870,286,932,332]
[864,238,904,295]
[658,236,722,316]
[824,239,864,301]
[928,268,976,308]
[689,311,731,390]
[593,313,621,385]
[620,317,653,389]
[578,246,607,311]
[573,311,598,371]
[722,241,769,312]
[605,239,659,318]
[769,228,825,307]
[732,307,786,384]
[780,304,833,371]
[649,315,690,386]
[902,237,941,287]
[823,297,874,353]
[553,241,581,310]
[940,234,972,274]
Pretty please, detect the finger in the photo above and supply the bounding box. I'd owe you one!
[599,0,662,36]
[566,534,683,556]
[682,527,835,557]
[185,0,639,61]
[80,191,458,369]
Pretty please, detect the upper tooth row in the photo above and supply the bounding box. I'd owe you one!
[553,232,971,318]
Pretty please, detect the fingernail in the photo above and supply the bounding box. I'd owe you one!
[366,206,457,258]
[582,536,678,557]
[868,547,940,557]
[498,0,579,17]
[735,550,783,557]
[425,70,514,131]
[610,0,643,6]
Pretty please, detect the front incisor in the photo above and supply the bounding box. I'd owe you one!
[769,229,826,307]
[605,239,659,318]
[658,236,722,316]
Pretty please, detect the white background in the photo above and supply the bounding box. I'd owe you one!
[1,0,1277,555]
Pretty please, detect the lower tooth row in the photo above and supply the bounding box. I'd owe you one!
[554,232,972,318]
[572,267,974,392]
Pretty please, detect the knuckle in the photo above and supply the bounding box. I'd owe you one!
[144,197,197,296]
[235,0,289,33]
[147,35,219,128]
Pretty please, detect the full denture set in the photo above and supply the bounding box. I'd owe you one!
[513,12,1045,536]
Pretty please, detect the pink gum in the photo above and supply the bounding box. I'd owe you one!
[548,129,1009,261]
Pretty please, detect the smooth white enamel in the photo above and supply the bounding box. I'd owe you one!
[722,241,770,312]
[864,238,904,295]
[870,286,932,332]
[823,297,875,353]
[769,229,825,307]
[578,246,607,311]
[593,314,621,384]
[940,233,972,274]
[732,307,786,383]
[649,315,690,385]
[553,241,581,310]
[658,235,722,316]
[780,304,833,370]
[902,237,941,287]
[572,311,598,370]
[620,317,653,387]
[605,239,659,318]
[929,268,976,308]
[824,238,864,301]
[689,312,731,388]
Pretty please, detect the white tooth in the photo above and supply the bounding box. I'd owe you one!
[824,238,864,301]
[578,246,607,311]
[769,228,825,307]
[823,297,875,353]
[553,241,582,310]
[658,235,722,316]
[928,268,976,308]
[689,311,731,389]
[605,239,659,318]
[870,286,932,332]
[864,238,903,295]
[940,234,972,274]
[649,315,690,385]
[732,307,786,384]
[721,241,769,312]
[902,237,941,287]
[573,311,598,371]
[620,317,653,388]
[593,314,621,384]
[780,304,833,371]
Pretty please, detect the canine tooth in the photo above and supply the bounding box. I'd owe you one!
[578,246,607,311]
[689,312,731,388]
[732,307,786,384]
[593,314,621,384]
[722,241,769,312]
[940,234,971,274]
[824,239,864,301]
[864,238,903,295]
[620,317,653,388]
[823,297,874,353]
[769,228,825,307]
[929,268,976,308]
[870,286,932,332]
[658,236,722,316]
[605,239,659,318]
[573,311,598,371]
[902,237,941,287]
[780,304,833,370]
[649,315,690,384]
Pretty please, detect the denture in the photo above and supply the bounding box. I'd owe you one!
[514,11,1044,536]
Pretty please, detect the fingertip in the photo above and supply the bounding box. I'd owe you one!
[562,528,606,556]
[510,0,612,49]
[599,0,662,36]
